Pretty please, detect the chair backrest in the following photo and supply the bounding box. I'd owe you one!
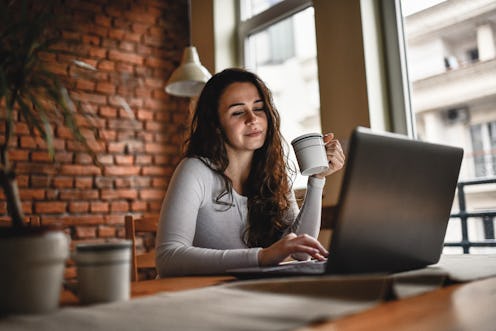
[124,215,158,281]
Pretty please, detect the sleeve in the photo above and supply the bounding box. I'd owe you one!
[289,176,326,239]
[155,158,261,277]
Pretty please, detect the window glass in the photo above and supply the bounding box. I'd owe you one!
[242,6,320,188]
[400,0,496,253]
[240,0,284,20]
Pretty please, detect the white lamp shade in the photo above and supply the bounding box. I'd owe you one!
[165,46,212,97]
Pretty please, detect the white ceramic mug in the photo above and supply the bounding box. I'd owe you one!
[291,133,329,176]
[73,240,131,304]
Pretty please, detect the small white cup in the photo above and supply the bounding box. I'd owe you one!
[291,133,329,176]
[73,240,131,305]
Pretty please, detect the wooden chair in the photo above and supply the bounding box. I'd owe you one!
[124,215,158,281]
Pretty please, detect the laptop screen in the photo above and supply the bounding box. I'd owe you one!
[327,127,464,274]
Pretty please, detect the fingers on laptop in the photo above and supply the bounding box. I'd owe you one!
[288,233,328,260]
[259,233,328,266]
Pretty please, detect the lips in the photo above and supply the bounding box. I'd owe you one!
[246,130,263,137]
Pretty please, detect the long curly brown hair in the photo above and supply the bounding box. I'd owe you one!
[185,68,294,247]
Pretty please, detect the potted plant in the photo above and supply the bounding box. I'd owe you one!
[0,0,97,314]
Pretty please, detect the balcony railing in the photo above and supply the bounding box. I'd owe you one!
[444,177,496,253]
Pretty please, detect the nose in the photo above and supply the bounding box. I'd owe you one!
[245,110,257,125]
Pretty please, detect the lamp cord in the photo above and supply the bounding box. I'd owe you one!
[187,0,192,46]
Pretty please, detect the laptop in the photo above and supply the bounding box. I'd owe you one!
[228,126,464,278]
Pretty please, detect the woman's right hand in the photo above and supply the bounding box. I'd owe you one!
[257,233,329,266]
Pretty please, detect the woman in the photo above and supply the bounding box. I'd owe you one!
[156,68,345,276]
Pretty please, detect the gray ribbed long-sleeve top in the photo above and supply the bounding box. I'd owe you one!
[155,157,325,277]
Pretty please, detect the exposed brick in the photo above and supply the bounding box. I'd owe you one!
[105,214,125,225]
[98,130,117,141]
[95,15,112,28]
[19,189,45,200]
[35,202,67,214]
[61,165,101,176]
[135,87,153,98]
[1,0,189,261]
[75,153,93,164]
[108,50,144,65]
[110,200,129,212]
[154,155,168,164]
[75,226,97,239]
[104,166,141,176]
[45,215,106,226]
[46,189,59,200]
[97,154,114,165]
[152,177,167,187]
[31,175,51,188]
[9,150,29,161]
[98,225,116,238]
[119,41,136,52]
[82,34,101,46]
[145,121,164,132]
[144,77,164,88]
[30,151,52,162]
[114,62,134,74]
[140,189,165,201]
[148,201,162,213]
[53,177,74,188]
[16,163,61,177]
[75,177,93,189]
[142,166,168,176]
[97,60,115,71]
[115,177,151,188]
[115,155,134,165]
[108,28,126,40]
[115,227,126,238]
[96,82,117,94]
[16,175,29,187]
[71,91,107,105]
[21,201,33,214]
[59,189,99,200]
[91,201,109,213]
[143,99,164,111]
[56,126,76,139]
[131,201,147,212]
[76,79,96,91]
[69,201,90,213]
[55,152,74,163]
[101,189,137,200]
[132,22,149,34]
[99,106,118,118]
[136,155,153,164]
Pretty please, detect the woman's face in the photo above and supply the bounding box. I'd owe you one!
[217,82,268,156]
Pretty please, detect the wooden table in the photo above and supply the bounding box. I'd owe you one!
[311,276,496,331]
[61,276,496,330]
[61,275,234,305]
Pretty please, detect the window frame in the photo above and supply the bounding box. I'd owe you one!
[377,0,416,137]
[237,0,313,66]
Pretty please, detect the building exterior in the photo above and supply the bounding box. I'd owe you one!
[403,0,496,249]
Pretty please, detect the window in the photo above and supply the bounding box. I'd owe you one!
[238,0,320,188]
[470,121,496,178]
[399,0,496,253]
[240,0,285,20]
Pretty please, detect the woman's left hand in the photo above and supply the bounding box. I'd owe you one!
[313,133,345,179]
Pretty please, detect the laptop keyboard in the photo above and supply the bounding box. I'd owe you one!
[274,260,326,274]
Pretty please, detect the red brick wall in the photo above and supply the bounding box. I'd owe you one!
[1,0,190,243]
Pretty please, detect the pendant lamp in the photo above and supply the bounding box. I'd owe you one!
[165,0,212,97]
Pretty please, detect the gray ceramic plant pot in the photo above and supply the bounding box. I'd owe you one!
[0,229,69,315]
